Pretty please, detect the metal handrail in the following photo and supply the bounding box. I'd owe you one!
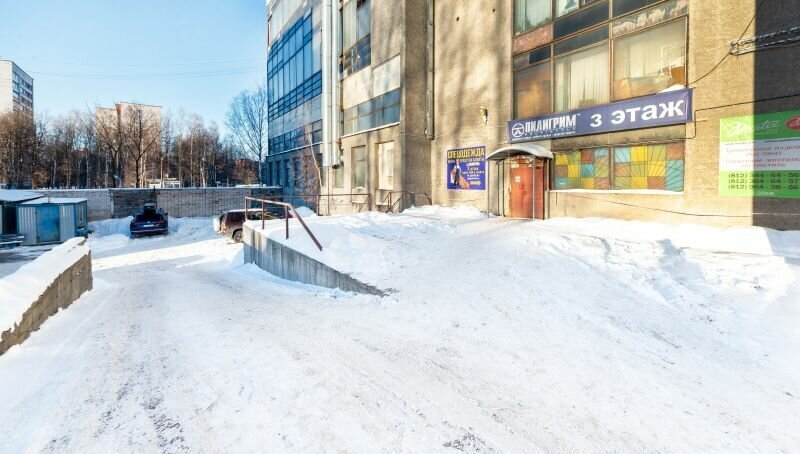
[378,191,433,213]
[255,193,373,215]
[244,196,323,251]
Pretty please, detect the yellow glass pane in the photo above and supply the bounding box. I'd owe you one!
[631,176,648,189]
[631,146,648,162]
[568,164,580,178]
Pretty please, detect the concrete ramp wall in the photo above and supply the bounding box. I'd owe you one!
[0,238,93,355]
[243,224,386,296]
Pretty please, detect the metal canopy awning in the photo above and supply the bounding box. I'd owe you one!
[486,144,554,161]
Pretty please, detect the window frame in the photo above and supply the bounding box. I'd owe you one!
[610,16,688,102]
[377,141,395,190]
[511,0,688,118]
[352,146,368,189]
[551,141,685,192]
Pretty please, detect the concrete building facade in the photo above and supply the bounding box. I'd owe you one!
[429,0,800,229]
[266,0,800,228]
[0,60,34,116]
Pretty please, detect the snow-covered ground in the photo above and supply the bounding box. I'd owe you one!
[0,208,798,453]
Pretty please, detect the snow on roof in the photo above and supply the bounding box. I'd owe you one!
[0,190,43,203]
[22,197,87,205]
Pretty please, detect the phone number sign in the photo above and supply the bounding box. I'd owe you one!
[720,109,800,198]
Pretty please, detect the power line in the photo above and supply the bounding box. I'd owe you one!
[23,57,266,68]
[29,67,265,80]
[689,0,765,86]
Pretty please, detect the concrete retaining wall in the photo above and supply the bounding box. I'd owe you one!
[243,224,386,296]
[0,239,93,356]
[36,187,282,220]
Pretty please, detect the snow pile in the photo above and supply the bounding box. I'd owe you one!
[89,216,133,237]
[88,217,216,253]
[0,238,90,334]
[240,207,800,450]
[541,216,800,257]
[293,205,316,218]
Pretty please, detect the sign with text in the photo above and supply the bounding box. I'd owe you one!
[719,109,800,198]
[508,89,693,142]
[447,146,486,190]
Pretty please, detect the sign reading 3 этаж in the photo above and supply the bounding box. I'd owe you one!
[508,89,693,142]
[720,109,800,198]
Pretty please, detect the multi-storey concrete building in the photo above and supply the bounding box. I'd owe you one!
[266,0,800,228]
[0,60,34,116]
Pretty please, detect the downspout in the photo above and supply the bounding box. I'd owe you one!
[424,0,435,140]
[322,0,333,167]
[321,0,340,214]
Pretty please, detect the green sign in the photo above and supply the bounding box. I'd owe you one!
[719,109,800,198]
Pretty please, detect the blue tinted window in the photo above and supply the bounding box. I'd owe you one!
[553,1,608,39]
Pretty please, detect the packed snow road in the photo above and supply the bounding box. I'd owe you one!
[0,210,798,453]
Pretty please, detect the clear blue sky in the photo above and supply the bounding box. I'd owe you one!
[0,0,266,132]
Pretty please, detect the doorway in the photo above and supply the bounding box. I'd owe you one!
[509,158,533,219]
[486,145,553,220]
[36,205,60,243]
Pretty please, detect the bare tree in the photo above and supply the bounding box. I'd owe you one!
[95,105,126,187]
[121,104,161,188]
[292,147,323,206]
[226,84,268,184]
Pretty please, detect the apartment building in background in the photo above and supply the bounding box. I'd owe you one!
[266,0,800,228]
[0,60,34,116]
[96,102,163,188]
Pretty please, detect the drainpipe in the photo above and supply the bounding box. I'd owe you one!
[322,0,335,168]
[424,0,435,140]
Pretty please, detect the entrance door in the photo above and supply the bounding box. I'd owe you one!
[509,158,533,219]
[36,206,60,243]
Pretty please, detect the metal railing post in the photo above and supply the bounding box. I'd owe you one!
[284,206,289,239]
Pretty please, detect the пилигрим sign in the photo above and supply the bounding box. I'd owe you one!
[508,89,693,142]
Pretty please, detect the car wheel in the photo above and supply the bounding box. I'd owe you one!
[233,230,243,243]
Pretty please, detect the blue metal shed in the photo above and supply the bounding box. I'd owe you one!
[16,198,89,246]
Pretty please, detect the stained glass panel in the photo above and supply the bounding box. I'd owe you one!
[555,143,683,192]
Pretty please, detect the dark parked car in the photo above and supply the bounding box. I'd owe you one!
[130,203,169,237]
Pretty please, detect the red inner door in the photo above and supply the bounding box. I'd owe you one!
[509,159,533,219]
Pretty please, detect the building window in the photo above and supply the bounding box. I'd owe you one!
[554,143,684,191]
[342,88,401,135]
[556,0,579,17]
[352,146,367,189]
[334,162,344,188]
[612,19,686,100]
[514,0,551,35]
[341,0,371,78]
[614,143,684,191]
[554,43,609,111]
[378,142,394,190]
[511,0,687,116]
[514,62,551,119]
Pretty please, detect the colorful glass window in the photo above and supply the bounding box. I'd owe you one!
[613,144,684,191]
[555,143,684,191]
[554,148,610,189]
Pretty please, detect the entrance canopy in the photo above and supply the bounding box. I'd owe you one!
[487,144,553,161]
